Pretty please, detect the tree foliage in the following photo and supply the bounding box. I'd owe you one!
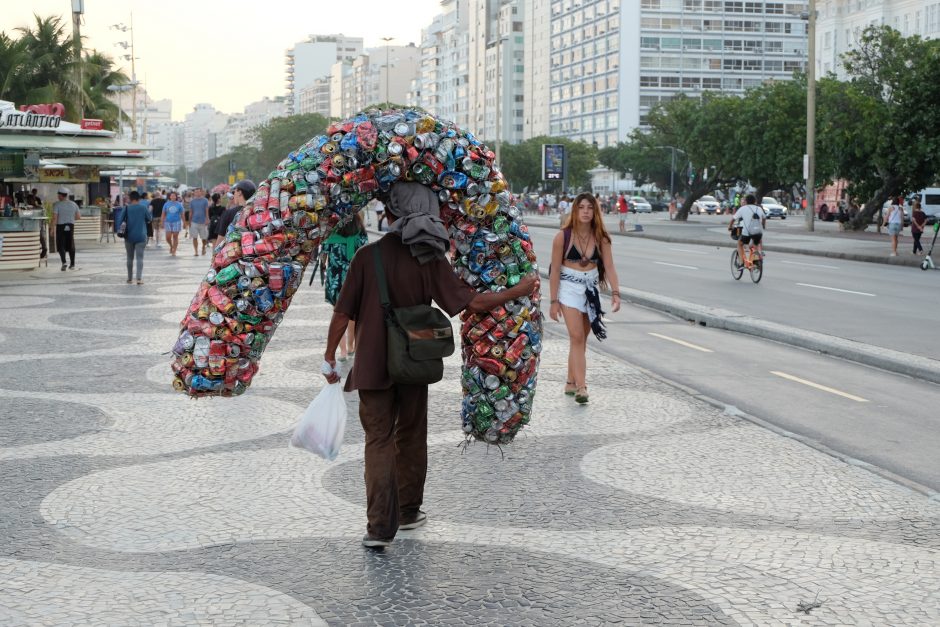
[0,14,128,129]
[819,26,940,229]
[499,136,597,192]
[252,113,331,175]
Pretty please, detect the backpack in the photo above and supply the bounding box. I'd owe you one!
[372,246,455,385]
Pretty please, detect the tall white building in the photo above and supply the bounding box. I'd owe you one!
[328,45,422,119]
[468,0,526,145]
[816,0,940,77]
[215,96,289,156]
[182,104,230,171]
[285,34,364,114]
[523,0,808,148]
[410,0,471,128]
[298,77,332,117]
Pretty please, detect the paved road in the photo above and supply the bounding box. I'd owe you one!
[1,241,938,625]
[528,222,940,362]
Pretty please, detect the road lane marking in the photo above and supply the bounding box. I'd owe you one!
[796,283,875,297]
[770,371,869,402]
[655,261,699,270]
[782,260,839,270]
[667,247,708,255]
[648,332,713,352]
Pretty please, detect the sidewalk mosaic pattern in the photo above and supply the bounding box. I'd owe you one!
[1,246,939,625]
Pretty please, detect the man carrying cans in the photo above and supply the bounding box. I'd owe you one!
[322,182,537,550]
[52,187,81,271]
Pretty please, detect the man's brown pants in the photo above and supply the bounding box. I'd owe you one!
[358,384,428,540]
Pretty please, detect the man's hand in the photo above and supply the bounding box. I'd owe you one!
[516,273,538,294]
[322,357,340,384]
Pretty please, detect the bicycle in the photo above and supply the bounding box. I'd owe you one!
[730,242,763,283]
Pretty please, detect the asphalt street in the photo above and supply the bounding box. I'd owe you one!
[528,220,940,362]
[529,222,940,493]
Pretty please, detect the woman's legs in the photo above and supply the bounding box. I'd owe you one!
[134,241,145,281]
[125,239,134,281]
[562,305,589,388]
[347,320,357,354]
[913,231,923,254]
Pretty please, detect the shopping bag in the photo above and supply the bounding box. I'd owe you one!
[290,383,346,461]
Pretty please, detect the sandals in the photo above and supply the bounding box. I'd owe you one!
[575,386,589,404]
[564,381,576,396]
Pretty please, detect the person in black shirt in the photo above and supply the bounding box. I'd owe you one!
[207,192,226,247]
[216,180,256,239]
[149,190,167,248]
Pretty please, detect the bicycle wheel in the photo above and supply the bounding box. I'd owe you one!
[749,257,763,283]
[730,250,743,280]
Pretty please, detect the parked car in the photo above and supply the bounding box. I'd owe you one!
[692,195,720,215]
[909,187,940,224]
[629,196,652,213]
[761,196,788,219]
[645,197,668,212]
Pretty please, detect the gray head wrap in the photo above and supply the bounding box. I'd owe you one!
[386,182,450,264]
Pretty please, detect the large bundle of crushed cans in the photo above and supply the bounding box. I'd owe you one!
[170,108,541,444]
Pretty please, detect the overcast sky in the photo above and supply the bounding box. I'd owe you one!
[2,0,442,120]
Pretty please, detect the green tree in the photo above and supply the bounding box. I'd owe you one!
[643,93,744,220]
[253,113,331,173]
[197,145,264,188]
[14,15,79,119]
[0,32,32,103]
[79,50,129,130]
[499,136,597,192]
[597,140,674,192]
[733,77,813,200]
[820,26,940,230]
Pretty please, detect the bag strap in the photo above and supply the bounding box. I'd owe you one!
[371,246,394,322]
[562,227,573,258]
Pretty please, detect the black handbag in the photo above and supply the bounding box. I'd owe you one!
[372,246,455,385]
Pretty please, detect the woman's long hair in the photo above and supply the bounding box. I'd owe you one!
[562,192,612,288]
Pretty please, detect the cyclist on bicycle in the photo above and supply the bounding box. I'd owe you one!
[730,194,766,266]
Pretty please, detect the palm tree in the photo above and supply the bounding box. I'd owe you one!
[81,50,130,131]
[15,14,80,120]
[0,32,33,104]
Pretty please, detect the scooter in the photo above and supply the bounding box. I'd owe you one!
[921,221,940,270]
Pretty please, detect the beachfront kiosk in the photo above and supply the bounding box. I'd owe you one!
[0,100,158,270]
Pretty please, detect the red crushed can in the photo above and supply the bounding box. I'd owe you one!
[208,286,235,315]
[247,210,273,230]
[268,263,284,295]
[241,232,256,256]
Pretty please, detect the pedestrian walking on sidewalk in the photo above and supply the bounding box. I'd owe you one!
[161,191,184,256]
[322,182,537,550]
[322,210,368,361]
[52,187,80,271]
[149,190,165,248]
[617,193,628,232]
[216,180,256,239]
[911,199,927,255]
[188,188,210,256]
[884,197,904,257]
[116,191,152,285]
[207,192,225,247]
[548,192,621,404]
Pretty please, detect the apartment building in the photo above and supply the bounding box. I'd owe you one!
[523,0,807,148]
[298,78,332,117]
[467,0,526,146]
[285,34,364,115]
[816,0,940,77]
[409,0,471,128]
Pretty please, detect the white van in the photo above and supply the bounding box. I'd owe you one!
[910,187,940,223]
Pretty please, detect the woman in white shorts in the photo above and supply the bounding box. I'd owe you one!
[548,193,621,404]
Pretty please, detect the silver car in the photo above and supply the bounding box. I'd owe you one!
[693,195,720,215]
[629,196,652,213]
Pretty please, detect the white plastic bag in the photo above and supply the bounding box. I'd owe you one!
[290,383,346,461]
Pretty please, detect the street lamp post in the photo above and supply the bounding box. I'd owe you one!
[381,37,394,106]
[111,16,138,141]
[804,0,816,231]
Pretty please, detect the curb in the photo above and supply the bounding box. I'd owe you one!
[536,267,940,386]
[524,221,924,267]
[543,322,939,500]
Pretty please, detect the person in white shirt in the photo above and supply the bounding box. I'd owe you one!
[730,194,766,266]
